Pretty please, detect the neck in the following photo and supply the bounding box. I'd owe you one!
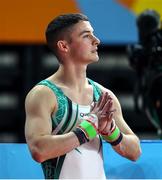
[51,63,89,91]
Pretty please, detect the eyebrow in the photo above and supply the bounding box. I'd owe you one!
[78,30,93,36]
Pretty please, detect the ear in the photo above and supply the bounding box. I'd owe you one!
[57,40,69,53]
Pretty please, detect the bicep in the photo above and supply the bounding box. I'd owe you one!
[25,87,56,143]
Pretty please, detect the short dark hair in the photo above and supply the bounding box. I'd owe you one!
[45,13,89,55]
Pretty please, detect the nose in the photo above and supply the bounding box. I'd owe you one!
[93,35,100,45]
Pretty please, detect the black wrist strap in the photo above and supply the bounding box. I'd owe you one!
[73,128,89,145]
[110,132,123,146]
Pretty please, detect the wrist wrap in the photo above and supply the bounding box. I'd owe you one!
[79,120,97,140]
[73,128,89,145]
[73,114,98,145]
[102,125,123,146]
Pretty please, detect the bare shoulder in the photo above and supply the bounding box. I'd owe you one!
[25,84,57,114]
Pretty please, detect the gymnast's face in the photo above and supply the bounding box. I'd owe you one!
[67,20,100,64]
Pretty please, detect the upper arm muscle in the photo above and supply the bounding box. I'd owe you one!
[25,85,57,143]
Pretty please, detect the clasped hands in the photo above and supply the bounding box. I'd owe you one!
[89,92,116,136]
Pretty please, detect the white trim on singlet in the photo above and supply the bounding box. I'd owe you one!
[64,102,78,133]
[52,106,68,134]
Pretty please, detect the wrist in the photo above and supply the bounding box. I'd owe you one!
[73,128,89,145]
[79,119,98,140]
[84,113,98,127]
[100,119,115,136]
[73,114,98,145]
[102,125,123,146]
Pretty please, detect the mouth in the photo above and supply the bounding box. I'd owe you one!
[91,48,98,53]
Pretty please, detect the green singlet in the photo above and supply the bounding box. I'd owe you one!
[37,79,106,179]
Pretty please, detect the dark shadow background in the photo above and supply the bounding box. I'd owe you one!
[0,44,157,142]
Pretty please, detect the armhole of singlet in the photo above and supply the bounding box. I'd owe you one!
[37,80,68,132]
[88,78,102,101]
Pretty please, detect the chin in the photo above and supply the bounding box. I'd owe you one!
[85,55,99,64]
[94,55,99,62]
[89,57,99,64]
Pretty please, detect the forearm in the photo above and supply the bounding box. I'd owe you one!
[27,113,99,163]
[27,132,80,163]
[112,134,141,161]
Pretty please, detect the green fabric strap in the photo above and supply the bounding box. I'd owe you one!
[103,126,120,141]
[88,78,102,101]
[79,120,97,140]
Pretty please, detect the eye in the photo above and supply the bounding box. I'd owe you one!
[83,34,91,38]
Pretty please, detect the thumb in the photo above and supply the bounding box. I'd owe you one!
[90,102,97,111]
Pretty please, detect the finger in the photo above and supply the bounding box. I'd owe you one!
[98,92,109,110]
[100,110,114,121]
[97,92,106,108]
[101,99,113,115]
[108,111,114,120]
[98,118,108,132]
[97,92,103,105]
[101,121,112,134]
[107,94,113,100]
[90,102,97,111]
[107,109,116,116]
[90,102,95,110]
